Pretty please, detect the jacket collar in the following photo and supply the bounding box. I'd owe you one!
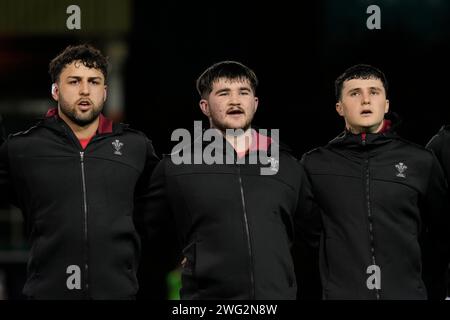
[45,108,114,135]
[329,113,402,148]
[204,127,292,155]
[172,126,291,159]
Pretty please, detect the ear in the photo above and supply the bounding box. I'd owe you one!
[254,97,259,112]
[103,85,107,102]
[384,99,390,114]
[51,83,59,101]
[336,102,344,117]
[199,99,210,117]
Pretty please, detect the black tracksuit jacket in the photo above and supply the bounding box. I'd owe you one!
[0,113,158,299]
[428,125,450,186]
[143,135,306,299]
[426,125,450,297]
[300,128,450,300]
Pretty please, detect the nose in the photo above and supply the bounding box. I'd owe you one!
[79,80,90,96]
[361,91,370,105]
[228,92,241,106]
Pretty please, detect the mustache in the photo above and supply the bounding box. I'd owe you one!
[226,107,245,114]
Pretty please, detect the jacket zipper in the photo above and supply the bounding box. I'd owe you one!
[362,136,380,300]
[80,152,90,297]
[237,165,255,299]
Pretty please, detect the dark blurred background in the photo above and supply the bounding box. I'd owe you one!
[1,0,449,299]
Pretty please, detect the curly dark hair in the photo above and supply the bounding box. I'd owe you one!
[196,61,258,98]
[335,64,388,101]
[48,44,109,83]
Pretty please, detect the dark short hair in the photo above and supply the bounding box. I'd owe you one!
[49,44,109,83]
[196,61,258,98]
[335,64,388,101]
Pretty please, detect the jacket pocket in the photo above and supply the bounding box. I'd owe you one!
[181,241,196,275]
[180,240,198,298]
[27,222,42,275]
[23,232,42,296]
[271,211,297,291]
[320,235,331,295]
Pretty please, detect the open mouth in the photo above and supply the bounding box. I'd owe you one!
[360,109,372,116]
[77,100,92,110]
[226,108,244,116]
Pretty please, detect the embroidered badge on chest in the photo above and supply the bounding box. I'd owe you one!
[268,156,279,173]
[395,162,407,178]
[112,139,124,155]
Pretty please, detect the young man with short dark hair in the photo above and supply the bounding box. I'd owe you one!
[144,61,306,299]
[298,64,450,299]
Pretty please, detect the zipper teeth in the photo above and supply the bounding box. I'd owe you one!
[237,167,255,300]
[364,156,380,300]
[80,152,89,296]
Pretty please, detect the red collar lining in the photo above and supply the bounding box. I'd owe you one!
[45,108,113,134]
[236,129,273,158]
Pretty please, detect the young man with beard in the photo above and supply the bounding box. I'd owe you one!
[298,64,450,299]
[0,44,159,299]
[143,61,307,299]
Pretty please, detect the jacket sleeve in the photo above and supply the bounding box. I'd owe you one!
[134,155,169,238]
[294,159,322,249]
[133,149,181,298]
[0,138,14,206]
[134,150,176,246]
[426,129,445,173]
[133,137,160,226]
[420,151,450,300]
[292,156,323,300]
[0,114,5,145]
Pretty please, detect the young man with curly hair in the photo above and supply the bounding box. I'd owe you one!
[0,44,159,299]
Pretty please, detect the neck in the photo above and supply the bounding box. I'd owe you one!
[58,110,99,140]
[222,128,253,153]
[347,120,384,135]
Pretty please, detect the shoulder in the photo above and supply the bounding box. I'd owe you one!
[302,146,325,158]
[120,125,150,140]
[277,143,300,162]
[117,125,157,152]
[301,145,328,163]
[5,122,46,148]
[438,124,450,134]
[394,136,434,158]
[427,125,450,147]
[9,123,42,140]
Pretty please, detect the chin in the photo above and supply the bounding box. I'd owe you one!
[358,123,377,129]
[225,122,246,130]
[214,119,251,132]
[357,120,378,128]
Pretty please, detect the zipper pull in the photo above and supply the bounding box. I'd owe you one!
[361,132,367,146]
[80,151,84,161]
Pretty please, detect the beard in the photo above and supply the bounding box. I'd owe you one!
[211,114,254,134]
[58,96,103,127]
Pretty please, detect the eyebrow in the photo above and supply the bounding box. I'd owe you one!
[215,87,252,94]
[67,76,103,81]
[215,88,230,94]
[347,86,382,92]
